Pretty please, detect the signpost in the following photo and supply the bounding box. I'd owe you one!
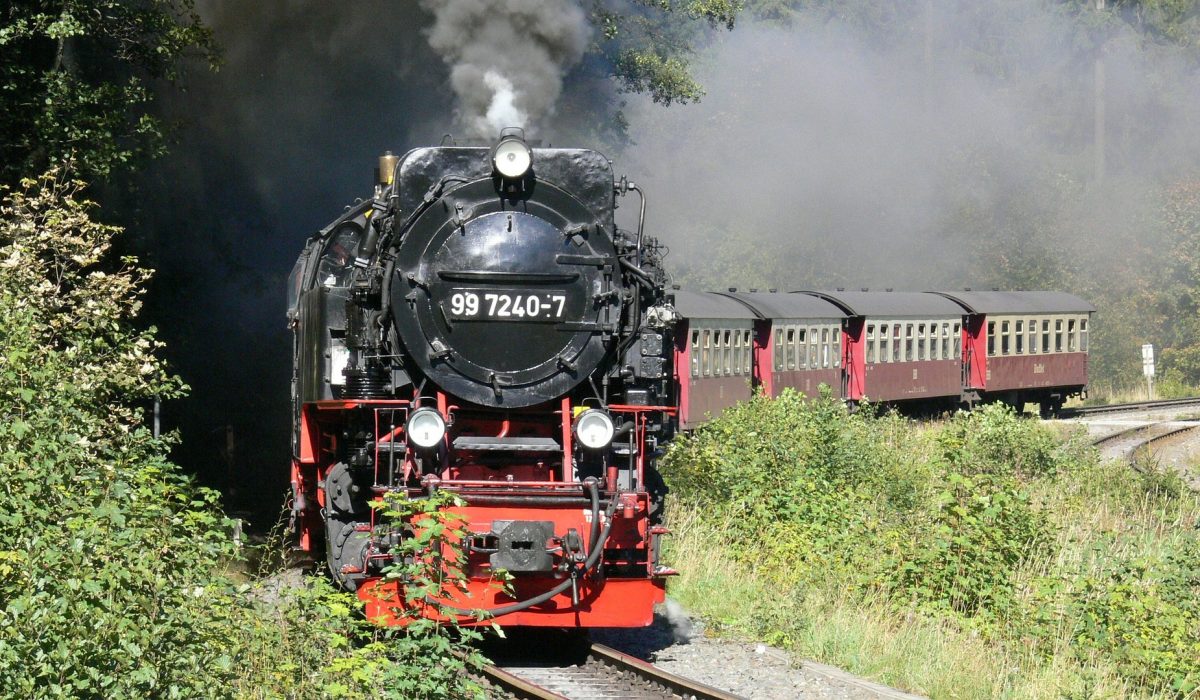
[1142,343,1155,400]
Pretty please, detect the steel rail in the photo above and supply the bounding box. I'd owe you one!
[1090,423,1154,447]
[587,643,746,700]
[1058,396,1200,418]
[1127,424,1200,473]
[479,663,569,700]
[485,642,747,700]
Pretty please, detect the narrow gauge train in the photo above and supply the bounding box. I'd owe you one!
[286,132,679,627]
[674,289,1094,427]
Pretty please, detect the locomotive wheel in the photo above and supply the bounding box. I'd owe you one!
[325,517,370,591]
[324,462,370,518]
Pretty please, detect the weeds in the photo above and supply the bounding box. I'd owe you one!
[662,391,1200,698]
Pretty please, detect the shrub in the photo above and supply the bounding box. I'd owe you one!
[1072,538,1200,696]
[0,172,486,699]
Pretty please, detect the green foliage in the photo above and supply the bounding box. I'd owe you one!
[0,172,487,699]
[588,0,743,106]
[664,396,1200,696]
[0,1,219,184]
[1072,539,1200,695]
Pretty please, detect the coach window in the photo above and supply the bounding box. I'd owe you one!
[691,330,701,377]
[1080,318,1089,352]
[725,330,733,374]
[1055,319,1064,352]
[1001,320,1011,355]
[1042,320,1051,353]
[879,324,889,363]
[1067,319,1077,352]
[785,328,796,370]
[701,330,710,376]
[821,328,830,368]
[809,327,819,368]
[892,324,902,362]
[942,323,951,359]
[712,330,721,374]
[1028,319,1038,354]
[774,329,783,371]
[987,321,996,356]
[799,327,809,369]
[1015,320,1024,354]
[866,325,876,363]
[833,328,842,367]
[953,323,961,357]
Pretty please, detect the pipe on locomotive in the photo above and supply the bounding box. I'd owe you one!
[427,478,617,618]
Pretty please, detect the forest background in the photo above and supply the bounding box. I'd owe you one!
[4,0,1200,511]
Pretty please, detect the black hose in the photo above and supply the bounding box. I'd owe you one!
[430,478,616,618]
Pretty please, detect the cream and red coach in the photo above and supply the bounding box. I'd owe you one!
[671,290,758,429]
[719,291,848,399]
[930,290,1094,415]
[802,290,968,409]
[672,288,1093,423]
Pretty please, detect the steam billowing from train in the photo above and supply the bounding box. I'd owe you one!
[419,0,589,136]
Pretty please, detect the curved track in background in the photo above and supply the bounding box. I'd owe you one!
[1059,396,1200,419]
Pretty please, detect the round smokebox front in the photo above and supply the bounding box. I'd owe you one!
[392,185,619,407]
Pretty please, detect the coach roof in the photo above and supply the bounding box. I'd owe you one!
[672,290,758,320]
[719,291,847,320]
[929,291,1096,314]
[796,290,966,317]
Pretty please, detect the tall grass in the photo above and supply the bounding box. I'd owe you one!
[661,392,1200,699]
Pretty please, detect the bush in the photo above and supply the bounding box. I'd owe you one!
[1072,539,1200,695]
[0,173,486,699]
[664,393,1200,697]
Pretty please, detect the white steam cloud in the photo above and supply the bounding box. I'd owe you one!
[482,71,527,136]
[419,0,589,138]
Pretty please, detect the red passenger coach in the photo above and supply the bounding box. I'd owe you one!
[801,291,967,408]
[931,291,1095,415]
[719,292,850,399]
[672,291,758,429]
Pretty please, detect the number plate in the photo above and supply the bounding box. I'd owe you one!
[444,288,572,322]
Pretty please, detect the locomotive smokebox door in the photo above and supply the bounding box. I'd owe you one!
[389,145,622,408]
[490,520,555,573]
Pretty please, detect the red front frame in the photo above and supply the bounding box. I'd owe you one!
[292,394,673,628]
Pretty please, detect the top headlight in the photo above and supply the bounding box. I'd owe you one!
[574,409,615,450]
[492,135,532,180]
[406,407,446,449]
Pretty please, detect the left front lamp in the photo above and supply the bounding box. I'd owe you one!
[406,407,446,449]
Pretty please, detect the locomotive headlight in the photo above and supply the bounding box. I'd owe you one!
[491,134,532,180]
[406,408,446,450]
[574,409,615,450]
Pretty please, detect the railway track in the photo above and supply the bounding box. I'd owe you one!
[481,643,745,700]
[1058,396,1200,419]
[1089,420,1200,469]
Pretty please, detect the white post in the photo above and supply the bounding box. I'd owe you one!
[1142,344,1155,400]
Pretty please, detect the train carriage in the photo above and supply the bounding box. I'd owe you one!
[719,291,849,400]
[672,291,757,429]
[931,291,1094,415]
[797,291,966,407]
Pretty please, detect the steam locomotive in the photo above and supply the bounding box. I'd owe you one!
[286,132,678,626]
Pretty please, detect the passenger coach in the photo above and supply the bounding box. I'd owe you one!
[931,291,1094,416]
[671,288,1094,425]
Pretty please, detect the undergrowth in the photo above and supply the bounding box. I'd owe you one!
[663,388,1200,699]
[0,173,487,699]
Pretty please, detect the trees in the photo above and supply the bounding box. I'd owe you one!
[0,1,218,186]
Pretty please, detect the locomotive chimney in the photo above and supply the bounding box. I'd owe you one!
[376,151,399,187]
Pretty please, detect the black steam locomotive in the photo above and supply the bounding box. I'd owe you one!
[286,132,679,626]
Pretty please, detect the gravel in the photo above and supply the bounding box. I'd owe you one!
[591,600,925,700]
